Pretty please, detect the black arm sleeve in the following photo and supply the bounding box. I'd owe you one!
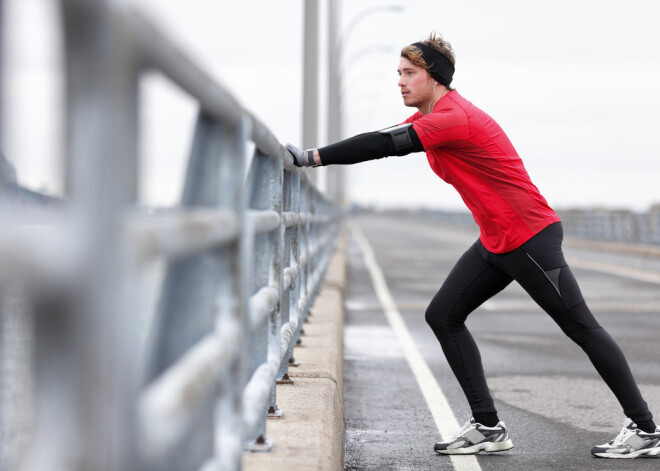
[316,127,423,165]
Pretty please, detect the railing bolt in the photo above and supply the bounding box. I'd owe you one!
[267,405,283,418]
[277,373,294,385]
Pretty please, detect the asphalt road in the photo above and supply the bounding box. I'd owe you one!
[343,212,660,471]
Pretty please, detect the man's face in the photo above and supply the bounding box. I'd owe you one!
[397,57,436,109]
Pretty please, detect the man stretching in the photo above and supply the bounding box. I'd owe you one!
[287,32,660,458]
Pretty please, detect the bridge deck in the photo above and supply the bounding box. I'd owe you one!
[344,212,660,471]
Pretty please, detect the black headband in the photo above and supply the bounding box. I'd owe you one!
[411,42,455,87]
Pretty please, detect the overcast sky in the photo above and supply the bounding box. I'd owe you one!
[4,0,660,211]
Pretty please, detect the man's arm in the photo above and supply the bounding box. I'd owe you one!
[286,124,423,167]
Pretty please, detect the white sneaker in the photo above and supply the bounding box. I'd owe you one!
[434,417,513,455]
[591,418,660,458]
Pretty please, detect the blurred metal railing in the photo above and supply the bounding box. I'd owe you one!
[559,207,660,245]
[381,207,660,246]
[0,1,340,470]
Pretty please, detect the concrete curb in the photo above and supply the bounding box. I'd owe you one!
[243,236,347,471]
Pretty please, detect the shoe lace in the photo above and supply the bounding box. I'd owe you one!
[610,425,634,446]
[451,419,475,440]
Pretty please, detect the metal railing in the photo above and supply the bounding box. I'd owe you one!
[559,207,660,245]
[0,1,340,470]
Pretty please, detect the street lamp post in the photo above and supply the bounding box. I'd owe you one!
[302,0,319,151]
[301,0,320,186]
[0,0,4,152]
[327,0,341,145]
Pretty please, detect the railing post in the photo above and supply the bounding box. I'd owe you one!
[290,169,302,333]
[26,1,140,470]
[275,169,292,389]
[305,185,319,320]
[299,180,311,326]
[277,168,301,385]
[244,148,283,450]
[146,113,226,379]
[143,112,245,470]
[214,116,249,471]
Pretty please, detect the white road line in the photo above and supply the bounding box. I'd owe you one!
[352,224,481,471]
[567,256,660,285]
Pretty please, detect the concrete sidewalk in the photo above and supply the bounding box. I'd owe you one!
[243,239,347,471]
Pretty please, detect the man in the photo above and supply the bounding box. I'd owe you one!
[286,32,660,458]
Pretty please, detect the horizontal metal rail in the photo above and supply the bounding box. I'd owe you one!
[131,208,241,261]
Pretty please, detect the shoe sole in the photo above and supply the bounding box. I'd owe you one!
[593,447,660,459]
[435,439,514,455]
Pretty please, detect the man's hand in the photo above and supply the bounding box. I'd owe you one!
[285,143,317,167]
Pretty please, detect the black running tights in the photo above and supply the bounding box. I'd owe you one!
[425,222,652,424]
